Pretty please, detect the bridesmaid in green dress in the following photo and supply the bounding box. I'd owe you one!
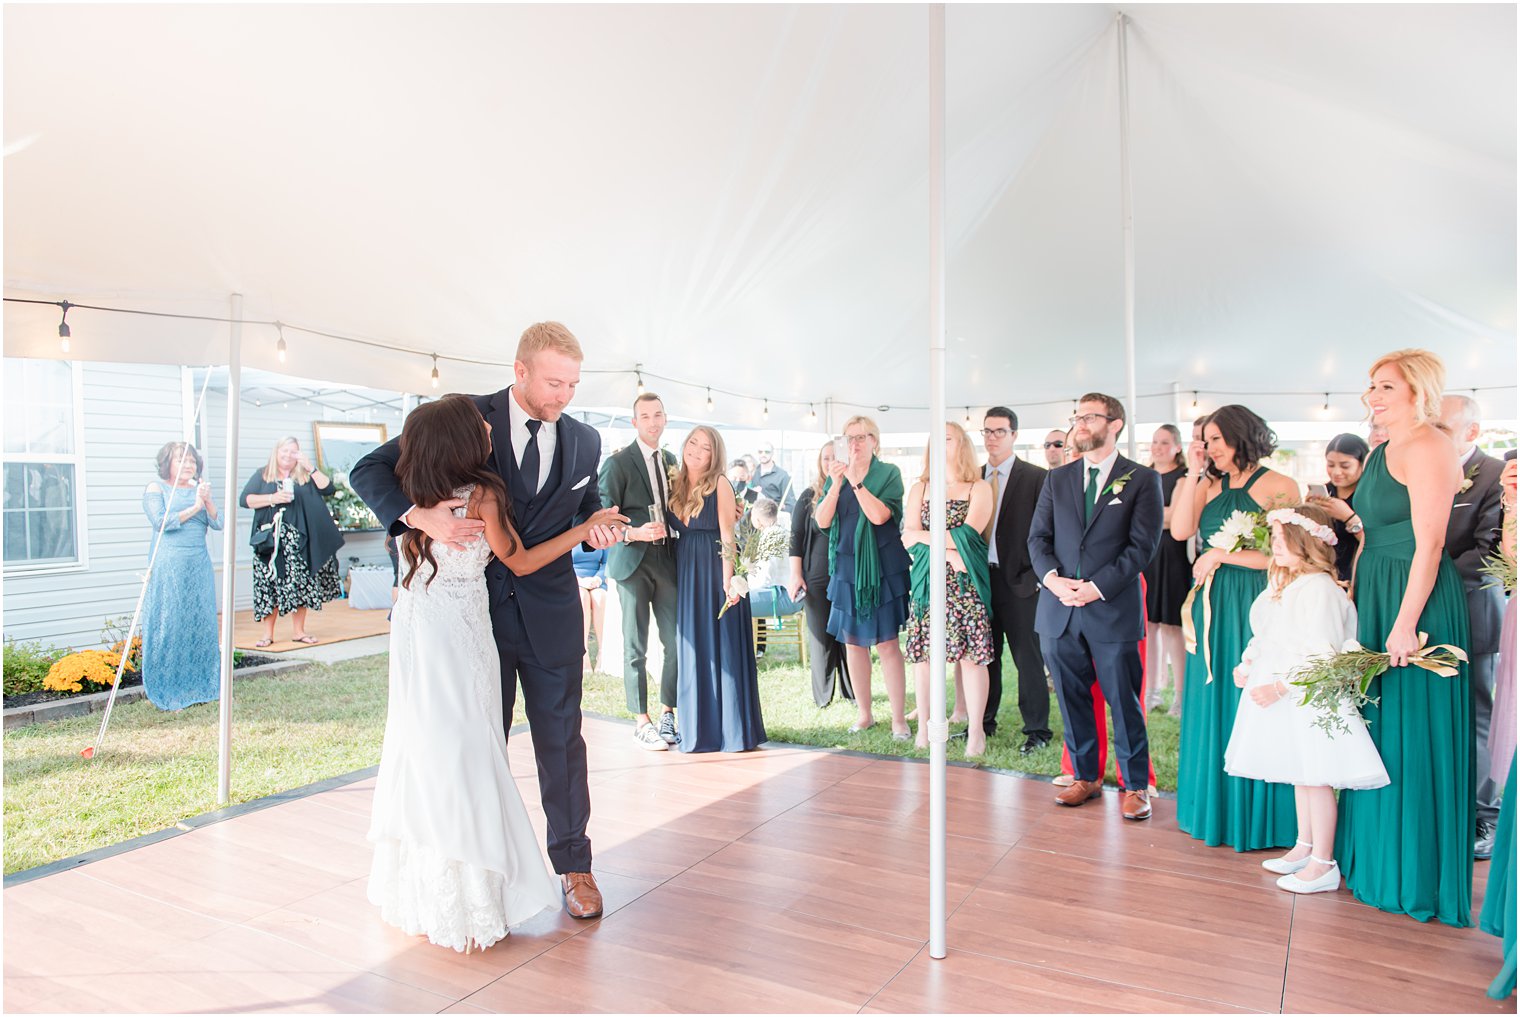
[1480,455,1514,998]
[1170,405,1300,851]
[1336,348,1473,927]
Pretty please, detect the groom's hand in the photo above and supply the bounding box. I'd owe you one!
[1061,581,1101,607]
[407,499,484,551]
[1043,571,1081,598]
[586,524,621,550]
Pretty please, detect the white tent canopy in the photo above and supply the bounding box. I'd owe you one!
[6,4,1515,426]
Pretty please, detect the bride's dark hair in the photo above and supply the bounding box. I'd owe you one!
[395,394,515,589]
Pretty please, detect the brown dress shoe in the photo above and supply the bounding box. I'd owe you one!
[562,872,604,919]
[1122,789,1152,821]
[1054,779,1103,807]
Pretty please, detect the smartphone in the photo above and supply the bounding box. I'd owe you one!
[831,436,849,461]
[281,477,294,495]
[1307,483,1328,499]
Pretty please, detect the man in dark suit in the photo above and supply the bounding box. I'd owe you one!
[350,321,620,919]
[979,406,1049,752]
[1028,392,1163,820]
[598,392,681,750]
[1439,395,1507,859]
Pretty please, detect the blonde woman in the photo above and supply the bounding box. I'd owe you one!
[901,423,995,757]
[815,415,912,738]
[240,436,345,646]
[787,442,851,707]
[1337,348,1472,927]
[667,425,766,753]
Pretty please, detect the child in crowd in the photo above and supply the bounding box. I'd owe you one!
[1223,504,1389,894]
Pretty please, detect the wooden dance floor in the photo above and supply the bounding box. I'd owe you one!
[3,717,1508,1014]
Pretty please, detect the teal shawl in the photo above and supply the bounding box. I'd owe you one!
[823,457,905,616]
[908,525,992,616]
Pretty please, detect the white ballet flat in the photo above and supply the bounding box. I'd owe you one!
[1261,841,1315,875]
[1277,859,1341,895]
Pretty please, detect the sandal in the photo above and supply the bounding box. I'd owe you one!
[254,639,273,648]
[292,635,319,645]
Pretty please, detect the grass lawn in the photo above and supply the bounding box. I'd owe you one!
[4,642,1179,876]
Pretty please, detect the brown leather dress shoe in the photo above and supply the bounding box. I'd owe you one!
[1054,779,1103,807]
[562,872,604,919]
[1121,789,1152,821]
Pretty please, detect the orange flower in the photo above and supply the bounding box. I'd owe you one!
[43,650,125,693]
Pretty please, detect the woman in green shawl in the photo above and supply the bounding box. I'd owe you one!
[815,415,912,739]
[902,423,996,758]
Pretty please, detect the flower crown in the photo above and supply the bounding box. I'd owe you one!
[1266,507,1337,546]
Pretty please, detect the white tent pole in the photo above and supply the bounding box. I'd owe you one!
[1118,10,1137,456]
[927,0,949,962]
[216,293,243,806]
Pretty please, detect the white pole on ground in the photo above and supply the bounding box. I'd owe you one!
[927,0,949,962]
[1118,11,1138,456]
[216,294,243,806]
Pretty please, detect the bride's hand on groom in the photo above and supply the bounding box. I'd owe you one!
[410,499,485,551]
[585,507,629,549]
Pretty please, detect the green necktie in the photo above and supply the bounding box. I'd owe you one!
[1084,466,1100,523]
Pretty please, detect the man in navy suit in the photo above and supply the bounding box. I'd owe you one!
[351,321,620,918]
[1027,392,1163,820]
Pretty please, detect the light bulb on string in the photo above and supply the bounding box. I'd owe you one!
[762,399,769,423]
[1322,393,1330,416]
[706,388,714,413]
[1189,391,1199,414]
[430,354,440,390]
[808,403,817,424]
[964,406,972,428]
[275,323,287,364]
[57,301,71,353]
[636,370,645,397]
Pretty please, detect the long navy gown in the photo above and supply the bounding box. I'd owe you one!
[669,489,767,753]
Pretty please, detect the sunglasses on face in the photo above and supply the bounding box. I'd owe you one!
[1043,440,1065,449]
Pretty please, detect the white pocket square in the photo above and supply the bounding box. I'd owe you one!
[571,476,590,491]
[1453,502,1472,509]
[1107,497,1122,506]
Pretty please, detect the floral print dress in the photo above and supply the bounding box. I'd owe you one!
[904,498,994,665]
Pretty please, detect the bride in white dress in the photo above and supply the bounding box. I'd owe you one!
[367,395,625,951]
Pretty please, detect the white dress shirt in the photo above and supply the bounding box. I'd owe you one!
[1043,445,1122,599]
[636,436,668,510]
[984,455,1014,566]
[508,385,556,493]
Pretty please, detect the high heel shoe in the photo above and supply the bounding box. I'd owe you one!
[1262,841,1315,875]
[1277,858,1341,894]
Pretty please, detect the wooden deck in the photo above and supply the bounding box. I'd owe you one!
[3,717,1509,1013]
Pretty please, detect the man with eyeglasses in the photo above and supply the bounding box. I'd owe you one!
[1042,430,1067,470]
[979,407,1050,753]
[1028,393,1163,821]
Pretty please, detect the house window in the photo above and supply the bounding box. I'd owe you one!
[3,359,85,571]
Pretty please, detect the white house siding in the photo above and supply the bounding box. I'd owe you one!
[3,362,186,650]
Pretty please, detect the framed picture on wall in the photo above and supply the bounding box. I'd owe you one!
[311,422,388,477]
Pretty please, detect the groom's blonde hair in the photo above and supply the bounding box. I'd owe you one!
[516,321,584,363]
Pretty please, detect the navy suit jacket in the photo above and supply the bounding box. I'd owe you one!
[350,388,603,667]
[1026,453,1163,643]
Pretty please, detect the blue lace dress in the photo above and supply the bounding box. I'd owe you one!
[141,482,223,710]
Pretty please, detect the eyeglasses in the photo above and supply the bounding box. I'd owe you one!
[981,428,1012,439]
[1068,413,1115,427]
[1043,440,1065,449]
[844,434,872,445]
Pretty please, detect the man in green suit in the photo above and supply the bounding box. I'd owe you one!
[599,392,681,749]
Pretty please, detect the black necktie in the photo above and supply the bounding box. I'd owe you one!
[652,450,667,509]
[521,419,542,500]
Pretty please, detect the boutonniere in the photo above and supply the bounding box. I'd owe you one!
[1459,462,1479,494]
[1104,468,1135,496]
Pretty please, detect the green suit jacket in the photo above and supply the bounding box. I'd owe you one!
[598,441,678,582]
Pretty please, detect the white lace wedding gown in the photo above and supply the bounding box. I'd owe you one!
[367,487,560,951]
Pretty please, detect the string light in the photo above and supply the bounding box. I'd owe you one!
[57,301,71,353]
[964,405,972,427]
[1190,391,1200,413]
[430,354,440,390]
[706,387,714,413]
[636,369,645,396]
[276,322,287,364]
[808,403,818,423]
[1322,393,1330,412]
[762,399,769,423]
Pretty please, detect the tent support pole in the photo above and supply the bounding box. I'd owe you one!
[1118,11,1137,456]
[216,293,243,806]
[928,0,949,962]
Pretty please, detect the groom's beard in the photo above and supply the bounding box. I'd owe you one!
[1072,429,1109,454]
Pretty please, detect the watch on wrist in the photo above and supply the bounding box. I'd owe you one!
[853,481,865,491]
[1346,515,1363,535]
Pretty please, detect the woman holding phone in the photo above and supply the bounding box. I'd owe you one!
[1306,433,1370,583]
[815,415,911,738]
[241,436,345,646]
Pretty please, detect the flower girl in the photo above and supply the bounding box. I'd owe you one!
[1223,504,1389,894]
[368,395,625,951]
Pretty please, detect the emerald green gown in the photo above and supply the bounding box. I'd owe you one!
[1482,757,1516,998]
[1176,467,1297,850]
[1336,444,1473,927]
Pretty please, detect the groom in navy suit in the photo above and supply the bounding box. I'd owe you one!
[1027,393,1162,820]
[351,321,621,918]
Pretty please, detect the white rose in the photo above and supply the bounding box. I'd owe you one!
[726,575,750,599]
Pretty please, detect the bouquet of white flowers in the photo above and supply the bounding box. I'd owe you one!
[1207,509,1270,554]
[717,526,792,619]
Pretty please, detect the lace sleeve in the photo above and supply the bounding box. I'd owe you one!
[142,483,182,532]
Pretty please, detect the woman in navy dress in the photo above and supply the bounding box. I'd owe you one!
[141,441,223,711]
[667,425,766,753]
[814,414,911,739]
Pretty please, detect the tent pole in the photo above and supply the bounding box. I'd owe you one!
[216,293,243,806]
[927,0,949,962]
[1118,11,1138,456]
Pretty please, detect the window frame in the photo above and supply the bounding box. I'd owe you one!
[3,359,89,577]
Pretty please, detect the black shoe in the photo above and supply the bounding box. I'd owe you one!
[657,711,680,746]
[1476,820,1497,860]
[1019,736,1051,756]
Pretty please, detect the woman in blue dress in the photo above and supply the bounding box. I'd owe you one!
[814,415,911,739]
[140,441,223,711]
[666,425,766,753]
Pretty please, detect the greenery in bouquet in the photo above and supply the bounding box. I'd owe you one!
[716,525,792,618]
[1286,633,1468,737]
[1479,516,1515,592]
[323,467,381,531]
